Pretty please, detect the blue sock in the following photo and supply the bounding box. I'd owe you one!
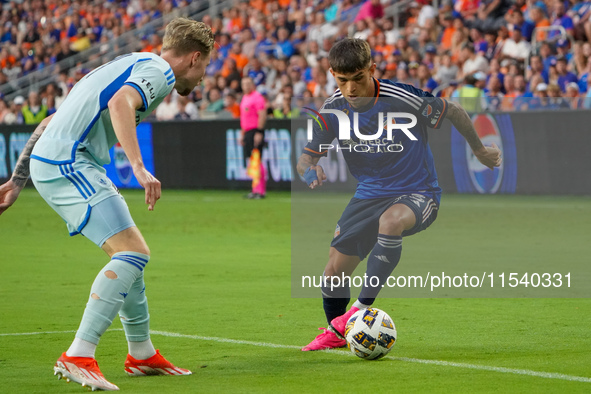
[321,272,350,323]
[358,234,402,306]
[75,252,148,345]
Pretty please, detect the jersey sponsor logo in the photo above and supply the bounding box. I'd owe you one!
[431,109,441,125]
[451,114,517,194]
[140,78,156,100]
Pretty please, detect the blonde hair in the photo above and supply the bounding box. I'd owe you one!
[162,18,214,56]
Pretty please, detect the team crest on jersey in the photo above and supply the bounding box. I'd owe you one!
[334,224,340,238]
[422,104,433,117]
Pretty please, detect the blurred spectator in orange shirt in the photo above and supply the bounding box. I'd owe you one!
[439,13,456,51]
[530,6,551,42]
[375,31,394,57]
[229,43,249,72]
[224,92,241,118]
[501,74,517,110]
[455,0,480,21]
[406,2,420,26]
[250,0,266,13]
[140,36,153,53]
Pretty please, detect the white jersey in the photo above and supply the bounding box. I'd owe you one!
[32,52,175,166]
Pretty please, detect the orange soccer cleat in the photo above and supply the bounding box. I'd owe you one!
[124,350,192,376]
[54,352,119,391]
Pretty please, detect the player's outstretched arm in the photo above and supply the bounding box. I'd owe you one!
[108,86,161,211]
[444,100,502,169]
[297,153,326,189]
[0,114,53,215]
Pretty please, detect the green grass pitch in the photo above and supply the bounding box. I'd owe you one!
[1,189,590,393]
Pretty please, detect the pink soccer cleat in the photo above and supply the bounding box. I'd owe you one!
[301,327,347,351]
[124,350,192,376]
[328,306,360,339]
[53,352,119,391]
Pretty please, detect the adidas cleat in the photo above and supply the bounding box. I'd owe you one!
[54,352,119,391]
[124,350,192,376]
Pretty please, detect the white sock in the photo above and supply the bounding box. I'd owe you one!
[128,339,156,360]
[66,337,97,358]
[353,300,371,310]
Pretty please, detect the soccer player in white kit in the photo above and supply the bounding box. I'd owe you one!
[0,18,214,391]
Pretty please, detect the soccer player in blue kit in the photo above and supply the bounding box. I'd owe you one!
[298,39,502,351]
[0,18,214,390]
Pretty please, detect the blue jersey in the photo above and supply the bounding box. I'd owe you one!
[304,78,448,201]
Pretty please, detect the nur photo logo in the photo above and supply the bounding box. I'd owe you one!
[303,107,418,153]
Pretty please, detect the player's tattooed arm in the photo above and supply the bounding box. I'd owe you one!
[0,114,52,215]
[11,127,43,187]
[296,153,320,176]
[297,153,327,189]
[444,100,484,152]
[444,100,502,169]
[11,115,53,187]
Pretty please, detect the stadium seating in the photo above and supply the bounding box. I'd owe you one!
[0,0,589,124]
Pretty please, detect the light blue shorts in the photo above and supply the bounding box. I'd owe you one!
[30,149,135,246]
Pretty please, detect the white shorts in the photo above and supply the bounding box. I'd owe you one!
[30,149,135,246]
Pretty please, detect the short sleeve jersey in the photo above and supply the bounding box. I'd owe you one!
[32,52,175,166]
[304,78,448,201]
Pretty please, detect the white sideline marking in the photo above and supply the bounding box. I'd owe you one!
[2,329,590,383]
[151,330,302,350]
[0,330,78,336]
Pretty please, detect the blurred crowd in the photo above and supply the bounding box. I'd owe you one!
[3,0,591,124]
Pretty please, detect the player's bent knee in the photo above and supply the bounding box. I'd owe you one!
[378,215,406,235]
[102,227,150,257]
[324,266,342,278]
[379,205,416,235]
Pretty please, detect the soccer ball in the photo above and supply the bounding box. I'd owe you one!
[344,308,397,360]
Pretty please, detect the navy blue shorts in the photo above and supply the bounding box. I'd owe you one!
[330,193,439,260]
